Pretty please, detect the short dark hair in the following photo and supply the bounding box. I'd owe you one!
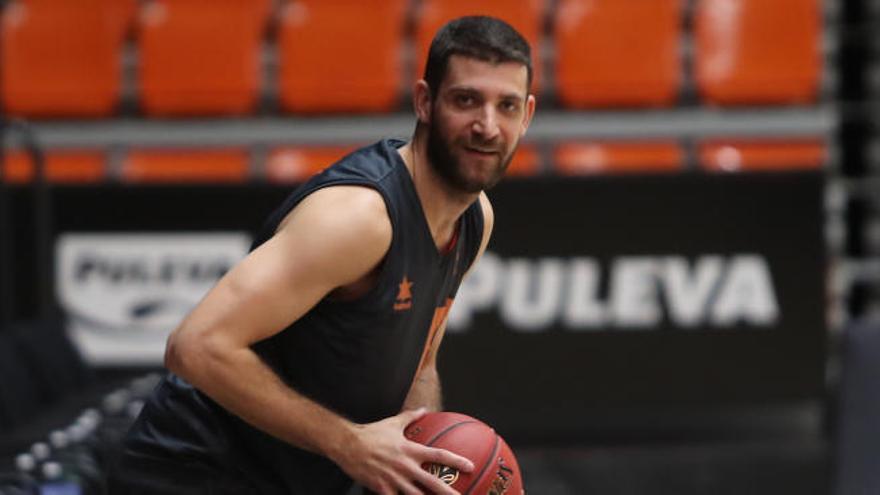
[423,16,533,96]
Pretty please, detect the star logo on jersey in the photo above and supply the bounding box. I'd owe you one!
[394,275,413,311]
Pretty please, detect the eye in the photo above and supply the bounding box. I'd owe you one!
[454,93,477,108]
[500,100,521,114]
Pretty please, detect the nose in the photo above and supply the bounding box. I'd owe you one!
[471,104,500,142]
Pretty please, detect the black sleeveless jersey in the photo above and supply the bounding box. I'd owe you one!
[120,139,485,494]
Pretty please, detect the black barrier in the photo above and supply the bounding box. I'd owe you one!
[833,321,880,495]
[7,172,826,442]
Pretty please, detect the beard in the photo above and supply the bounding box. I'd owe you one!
[425,115,516,194]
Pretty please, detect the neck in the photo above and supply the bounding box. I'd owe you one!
[398,129,479,250]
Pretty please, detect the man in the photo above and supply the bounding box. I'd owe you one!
[110,15,535,494]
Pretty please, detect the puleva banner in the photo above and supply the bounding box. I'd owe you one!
[440,173,826,440]
[41,173,824,439]
[56,233,251,365]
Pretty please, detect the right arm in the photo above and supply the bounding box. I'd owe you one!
[164,186,471,495]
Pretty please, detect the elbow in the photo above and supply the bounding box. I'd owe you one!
[164,328,192,377]
[164,326,216,382]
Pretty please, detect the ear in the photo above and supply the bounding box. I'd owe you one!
[413,80,432,125]
[519,94,536,138]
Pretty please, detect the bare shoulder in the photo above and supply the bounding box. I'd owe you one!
[270,185,392,284]
[278,186,391,245]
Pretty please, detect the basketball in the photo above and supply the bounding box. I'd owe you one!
[405,412,523,495]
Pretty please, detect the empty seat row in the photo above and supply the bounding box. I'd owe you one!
[551,140,826,173]
[0,0,823,117]
[2,140,827,184]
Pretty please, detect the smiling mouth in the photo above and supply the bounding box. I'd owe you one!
[465,146,499,156]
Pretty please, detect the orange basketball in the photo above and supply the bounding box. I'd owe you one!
[404,412,523,495]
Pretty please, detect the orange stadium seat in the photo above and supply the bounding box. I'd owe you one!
[122,149,250,183]
[698,140,827,172]
[138,0,268,116]
[278,0,407,113]
[0,0,123,117]
[2,151,106,183]
[250,0,273,37]
[554,0,682,108]
[554,141,684,175]
[266,146,360,183]
[413,0,545,94]
[694,0,822,105]
[506,144,541,176]
[109,0,138,41]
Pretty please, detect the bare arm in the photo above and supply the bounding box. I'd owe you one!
[402,193,495,412]
[402,345,444,412]
[164,186,471,495]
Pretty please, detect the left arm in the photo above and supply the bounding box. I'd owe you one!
[402,331,445,411]
[402,193,495,412]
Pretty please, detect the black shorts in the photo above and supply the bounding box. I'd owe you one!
[107,449,261,495]
[115,374,356,493]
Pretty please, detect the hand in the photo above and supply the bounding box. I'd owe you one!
[330,408,474,495]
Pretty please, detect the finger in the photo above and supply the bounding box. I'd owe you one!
[381,480,406,495]
[413,465,460,495]
[386,469,423,495]
[405,457,458,495]
[371,481,392,495]
[397,407,428,425]
[417,445,474,473]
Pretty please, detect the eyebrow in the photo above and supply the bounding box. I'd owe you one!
[446,86,526,102]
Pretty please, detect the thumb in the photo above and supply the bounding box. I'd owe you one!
[398,407,429,427]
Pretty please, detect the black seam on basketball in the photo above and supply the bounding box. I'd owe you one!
[425,420,478,446]
[463,433,500,495]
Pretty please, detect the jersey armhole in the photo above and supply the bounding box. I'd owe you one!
[464,198,486,274]
[303,181,399,308]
